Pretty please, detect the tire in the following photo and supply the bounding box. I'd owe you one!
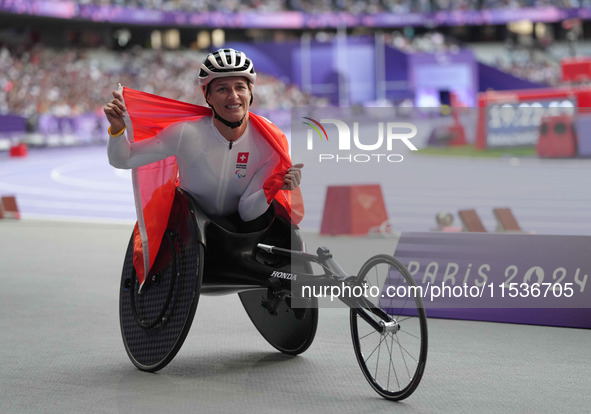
[119,192,204,372]
[239,290,318,355]
[350,254,428,401]
[239,212,319,355]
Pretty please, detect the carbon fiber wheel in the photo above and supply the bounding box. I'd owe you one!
[239,290,318,355]
[350,254,428,401]
[119,228,203,372]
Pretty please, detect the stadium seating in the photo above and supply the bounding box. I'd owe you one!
[0,46,325,119]
[28,0,590,13]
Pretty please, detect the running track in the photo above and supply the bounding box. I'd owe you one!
[1,144,590,236]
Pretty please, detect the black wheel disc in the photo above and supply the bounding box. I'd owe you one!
[119,230,203,371]
[119,191,204,372]
[240,290,318,355]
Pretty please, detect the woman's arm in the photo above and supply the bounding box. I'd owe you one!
[107,122,184,169]
[104,89,184,169]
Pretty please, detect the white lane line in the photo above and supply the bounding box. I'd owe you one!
[0,182,132,201]
[302,188,591,203]
[301,213,591,231]
[22,214,135,225]
[18,199,135,212]
[381,205,591,217]
[114,169,132,180]
[50,161,131,191]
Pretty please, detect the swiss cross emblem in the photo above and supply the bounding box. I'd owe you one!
[237,152,249,164]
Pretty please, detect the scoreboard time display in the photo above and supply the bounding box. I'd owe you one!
[476,88,591,149]
[486,99,575,147]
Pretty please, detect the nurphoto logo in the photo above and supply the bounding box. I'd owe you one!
[301,117,329,142]
[302,117,418,163]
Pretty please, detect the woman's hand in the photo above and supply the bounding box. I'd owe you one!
[281,163,304,190]
[103,90,127,135]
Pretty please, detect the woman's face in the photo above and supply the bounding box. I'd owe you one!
[206,76,252,123]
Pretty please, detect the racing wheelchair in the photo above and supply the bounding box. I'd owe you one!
[119,188,428,401]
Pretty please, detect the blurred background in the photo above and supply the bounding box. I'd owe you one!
[1,0,591,233]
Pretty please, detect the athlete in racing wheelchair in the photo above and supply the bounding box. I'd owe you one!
[105,48,427,401]
[105,47,314,369]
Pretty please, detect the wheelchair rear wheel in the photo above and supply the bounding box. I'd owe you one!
[240,290,318,355]
[119,191,204,372]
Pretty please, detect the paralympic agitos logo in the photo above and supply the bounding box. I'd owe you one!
[302,117,418,163]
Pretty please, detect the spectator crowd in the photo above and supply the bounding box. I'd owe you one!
[385,31,563,85]
[0,44,326,119]
[0,39,566,120]
[15,0,591,13]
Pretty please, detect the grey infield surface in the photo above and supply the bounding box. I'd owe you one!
[1,220,589,414]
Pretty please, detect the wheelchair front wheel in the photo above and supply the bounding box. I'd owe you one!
[350,254,428,401]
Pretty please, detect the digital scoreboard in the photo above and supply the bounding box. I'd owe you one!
[476,87,591,149]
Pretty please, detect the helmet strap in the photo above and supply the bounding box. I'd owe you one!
[211,107,247,129]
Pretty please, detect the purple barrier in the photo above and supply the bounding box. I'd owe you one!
[1,1,590,28]
[38,113,106,140]
[478,62,547,92]
[0,114,26,134]
[575,115,591,157]
[0,114,26,147]
[14,111,283,146]
[26,113,109,146]
[388,232,591,328]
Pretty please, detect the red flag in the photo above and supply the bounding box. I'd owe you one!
[120,86,303,288]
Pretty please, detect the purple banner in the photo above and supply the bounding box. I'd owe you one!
[0,0,75,18]
[478,62,547,92]
[1,1,589,28]
[391,232,590,309]
[0,114,26,134]
[3,111,285,148]
[386,232,591,328]
[28,113,108,146]
[0,114,26,148]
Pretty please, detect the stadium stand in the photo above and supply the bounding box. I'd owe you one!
[0,44,326,118]
[8,0,591,12]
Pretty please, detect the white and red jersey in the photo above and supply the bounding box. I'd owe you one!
[109,86,302,288]
[108,116,279,221]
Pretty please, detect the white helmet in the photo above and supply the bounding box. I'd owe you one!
[198,48,257,88]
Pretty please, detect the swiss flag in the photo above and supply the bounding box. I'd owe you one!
[237,152,249,164]
[119,86,302,289]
